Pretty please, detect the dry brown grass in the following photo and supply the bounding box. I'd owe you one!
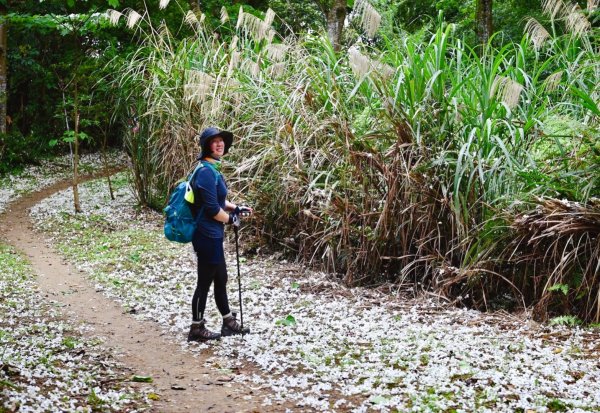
[509,198,600,322]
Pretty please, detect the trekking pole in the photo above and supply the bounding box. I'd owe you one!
[234,225,245,336]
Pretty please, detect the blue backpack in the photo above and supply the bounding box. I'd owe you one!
[163,161,219,243]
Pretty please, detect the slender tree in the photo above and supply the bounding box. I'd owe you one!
[325,0,347,51]
[476,0,493,45]
[72,78,81,212]
[188,0,200,13]
[0,0,7,134]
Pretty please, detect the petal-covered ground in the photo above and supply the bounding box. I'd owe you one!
[0,242,151,412]
[3,154,599,412]
[0,151,126,215]
[1,153,153,412]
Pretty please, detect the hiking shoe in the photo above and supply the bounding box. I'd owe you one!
[221,313,250,336]
[187,321,220,342]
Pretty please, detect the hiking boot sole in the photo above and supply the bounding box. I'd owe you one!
[221,328,250,337]
[188,334,221,342]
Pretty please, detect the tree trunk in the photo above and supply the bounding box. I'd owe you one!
[101,128,115,200]
[326,0,347,52]
[0,3,8,134]
[476,0,493,46]
[189,0,200,14]
[72,79,81,213]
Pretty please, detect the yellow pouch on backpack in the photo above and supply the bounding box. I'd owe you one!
[184,181,195,203]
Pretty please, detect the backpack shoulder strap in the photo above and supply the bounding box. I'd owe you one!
[184,162,205,204]
[188,161,204,181]
[188,161,220,221]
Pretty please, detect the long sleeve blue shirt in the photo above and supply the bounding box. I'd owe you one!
[190,163,227,239]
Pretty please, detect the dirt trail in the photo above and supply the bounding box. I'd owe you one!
[0,177,263,413]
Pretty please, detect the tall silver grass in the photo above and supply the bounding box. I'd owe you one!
[110,2,599,321]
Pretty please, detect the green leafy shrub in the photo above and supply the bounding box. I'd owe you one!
[0,131,51,173]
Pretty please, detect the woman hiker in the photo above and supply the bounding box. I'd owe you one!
[187,127,252,342]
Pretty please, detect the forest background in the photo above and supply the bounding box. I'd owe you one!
[0,0,598,324]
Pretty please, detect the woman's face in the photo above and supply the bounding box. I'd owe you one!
[209,136,225,158]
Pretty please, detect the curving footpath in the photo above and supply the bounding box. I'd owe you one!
[0,175,262,413]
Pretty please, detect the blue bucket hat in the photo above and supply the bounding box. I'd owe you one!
[198,127,233,158]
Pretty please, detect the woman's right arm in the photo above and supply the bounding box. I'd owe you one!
[212,209,231,223]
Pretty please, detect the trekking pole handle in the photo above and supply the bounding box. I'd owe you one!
[235,205,253,218]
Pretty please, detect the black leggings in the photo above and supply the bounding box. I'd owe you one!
[192,260,231,322]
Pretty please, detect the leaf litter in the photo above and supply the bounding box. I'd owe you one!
[0,153,146,412]
[0,151,126,215]
[2,155,598,412]
[0,243,151,412]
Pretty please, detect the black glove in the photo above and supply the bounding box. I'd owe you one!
[234,205,252,217]
[228,212,240,227]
